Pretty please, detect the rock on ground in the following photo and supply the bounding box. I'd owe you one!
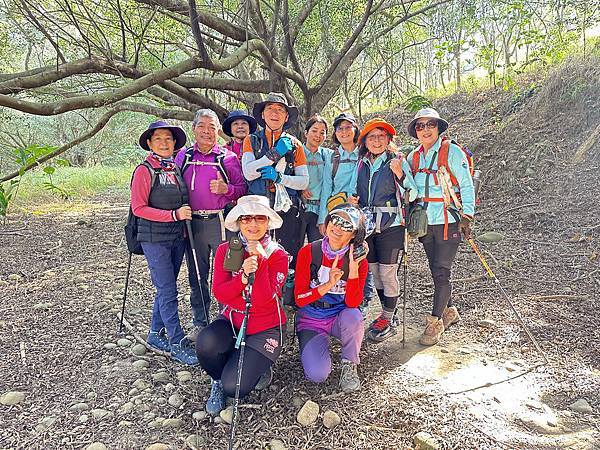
[322,410,341,429]
[414,431,440,450]
[145,444,171,450]
[161,418,183,428]
[186,434,206,449]
[85,443,108,450]
[269,439,287,450]
[1,391,26,405]
[569,399,593,414]
[297,400,319,426]
[220,406,233,424]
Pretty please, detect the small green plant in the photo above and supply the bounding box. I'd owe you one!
[0,179,19,220]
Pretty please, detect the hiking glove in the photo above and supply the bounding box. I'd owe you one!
[274,136,293,156]
[259,166,282,183]
[459,217,472,239]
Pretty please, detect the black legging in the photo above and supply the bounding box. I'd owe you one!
[419,223,461,318]
[196,320,273,398]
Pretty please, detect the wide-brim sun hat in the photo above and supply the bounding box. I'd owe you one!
[222,110,257,137]
[357,118,396,143]
[139,120,187,151]
[407,108,449,138]
[252,92,299,130]
[224,195,283,232]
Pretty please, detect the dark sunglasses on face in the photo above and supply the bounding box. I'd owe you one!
[330,214,355,232]
[239,215,268,224]
[414,120,438,132]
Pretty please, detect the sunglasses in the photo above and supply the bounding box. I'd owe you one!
[330,214,355,232]
[414,120,438,132]
[239,215,268,224]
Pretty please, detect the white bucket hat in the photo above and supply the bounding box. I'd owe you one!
[224,195,283,232]
[407,108,449,138]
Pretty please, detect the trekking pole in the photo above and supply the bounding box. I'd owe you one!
[467,238,549,365]
[184,212,210,326]
[118,251,133,334]
[228,273,254,450]
[401,228,408,348]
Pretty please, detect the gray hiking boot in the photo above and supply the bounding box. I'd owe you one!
[339,360,361,393]
[206,378,226,416]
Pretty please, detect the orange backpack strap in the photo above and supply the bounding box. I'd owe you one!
[438,138,459,187]
[411,148,421,176]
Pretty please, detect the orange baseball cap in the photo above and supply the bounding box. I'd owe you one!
[357,118,396,143]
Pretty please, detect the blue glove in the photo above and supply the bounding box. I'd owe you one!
[274,137,293,157]
[259,166,282,183]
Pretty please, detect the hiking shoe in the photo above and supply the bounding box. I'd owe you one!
[442,306,460,329]
[339,360,361,393]
[147,328,170,353]
[255,366,273,391]
[206,379,226,416]
[185,325,204,345]
[170,338,199,366]
[367,315,397,342]
[419,315,445,346]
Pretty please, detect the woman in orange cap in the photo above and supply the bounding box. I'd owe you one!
[351,118,417,342]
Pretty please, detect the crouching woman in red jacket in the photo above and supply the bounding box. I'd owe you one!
[195,195,289,416]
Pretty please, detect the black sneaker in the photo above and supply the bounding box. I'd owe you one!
[255,366,273,391]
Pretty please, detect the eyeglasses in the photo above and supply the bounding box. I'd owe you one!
[366,133,388,141]
[239,215,268,224]
[330,214,355,232]
[414,120,438,132]
[336,125,354,132]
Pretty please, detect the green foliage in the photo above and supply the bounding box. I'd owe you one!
[0,179,19,218]
[404,95,432,113]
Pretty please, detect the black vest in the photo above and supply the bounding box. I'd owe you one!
[356,152,400,232]
[136,164,189,243]
[247,130,298,203]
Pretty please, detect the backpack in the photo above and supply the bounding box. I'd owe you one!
[124,161,161,256]
[181,146,230,184]
[330,148,356,184]
[410,136,475,195]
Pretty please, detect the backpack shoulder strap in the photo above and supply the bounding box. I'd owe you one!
[438,137,458,187]
[331,148,341,182]
[310,240,322,283]
[133,160,159,189]
[180,146,195,175]
[411,147,422,176]
[215,152,230,184]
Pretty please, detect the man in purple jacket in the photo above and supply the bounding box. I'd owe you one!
[175,109,247,341]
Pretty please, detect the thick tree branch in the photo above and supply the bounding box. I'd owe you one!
[188,0,211,63]
[0,57,202,115]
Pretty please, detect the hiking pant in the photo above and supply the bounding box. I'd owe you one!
[196,319,280,398]
[366,225,404,313]
[419,222,462,318]
[274,203,303,267]
[299,210,321,244]
[296,308,364,383]
[141,239,187,344]
[186,214,227,328]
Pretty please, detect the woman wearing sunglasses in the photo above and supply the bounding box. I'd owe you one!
[406,109,475,346]
[195,195,289,416]
[351,118,417,342]
[294,204,369,393]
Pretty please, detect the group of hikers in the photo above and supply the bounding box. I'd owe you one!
[130,92,475,417]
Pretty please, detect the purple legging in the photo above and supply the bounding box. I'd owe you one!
[296,308,364,383]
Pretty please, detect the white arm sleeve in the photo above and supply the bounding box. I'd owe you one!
[280,164,309,190]
[242,153,274,181]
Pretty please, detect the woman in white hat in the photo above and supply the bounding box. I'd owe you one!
[406,108,475,346]
[195,195,289,416]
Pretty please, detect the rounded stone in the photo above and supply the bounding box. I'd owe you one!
[168,394,184,408]
[186,434,207,449]
[269,439,287,450]
[79,415,89,423]
[117,338,133,347]
[297,400,319,426]
[192,411,207,421]
[146,445,171,450]
[133,379,150,390]
[85,443,108,450]
[131,344,147,356]
[152,372,170,383]
[161,418,183,428]
[219,406,233,424]
[69,402,90,412]
[176,371,192,382]
[132,360,150,370]
[322,410,341,429]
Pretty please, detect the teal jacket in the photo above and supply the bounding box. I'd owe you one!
[303,145,331,215]
[407,137,475,225]
[318,145,360,224]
